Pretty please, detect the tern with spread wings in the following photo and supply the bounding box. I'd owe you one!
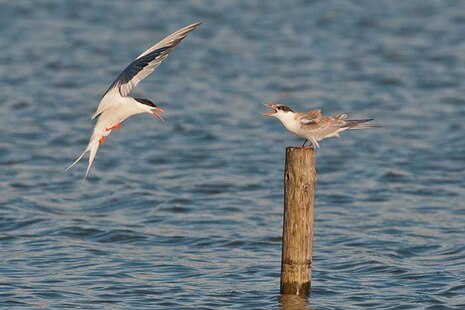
[66,23,200,180]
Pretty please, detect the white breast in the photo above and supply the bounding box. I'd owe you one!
[277,113,304,137]
[92,98,144,139]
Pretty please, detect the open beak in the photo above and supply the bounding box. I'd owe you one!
[151,106,167,122]
[262,103,277,116]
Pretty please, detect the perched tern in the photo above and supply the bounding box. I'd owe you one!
[262,103,379,147]
[66,23,200,180]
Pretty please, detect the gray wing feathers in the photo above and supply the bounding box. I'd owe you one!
[299,109,322,126]
[343,119,379,129]
[102,47,170,98]
[300,119,317,125]
[298,109,378,146]
[101,22,200,99]
[136,22,200,59]
[300,110,355,142]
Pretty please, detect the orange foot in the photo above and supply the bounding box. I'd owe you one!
[106,124,122,131]
[99,136,106,145]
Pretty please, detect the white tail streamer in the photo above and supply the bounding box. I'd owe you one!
[66,136,101,182]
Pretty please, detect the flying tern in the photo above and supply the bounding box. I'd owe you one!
[66,23,200,180]
[262,103,379,147]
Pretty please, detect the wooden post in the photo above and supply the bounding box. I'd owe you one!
[280,146,316,297]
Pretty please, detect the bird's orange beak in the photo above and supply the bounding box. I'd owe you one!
[152,106,167,122]
[262,103,277,116]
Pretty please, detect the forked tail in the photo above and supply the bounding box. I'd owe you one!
[65,137,100,181]
[345,119,380,129]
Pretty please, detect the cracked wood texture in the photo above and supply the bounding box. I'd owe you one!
[280,147,316,297]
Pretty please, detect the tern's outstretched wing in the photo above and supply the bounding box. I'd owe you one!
[92,22,200,119]
[103,22,200,98]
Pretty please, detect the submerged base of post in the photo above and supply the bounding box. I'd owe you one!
[280,279,311,296]
[280,146,316,298]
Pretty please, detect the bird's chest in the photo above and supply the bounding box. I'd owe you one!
[280,117,302,135]
[95,104,141,136]
[111,103,142,123]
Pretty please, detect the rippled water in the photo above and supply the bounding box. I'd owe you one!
[1,0,464,308]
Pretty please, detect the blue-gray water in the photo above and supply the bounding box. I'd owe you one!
[1,0,464,309]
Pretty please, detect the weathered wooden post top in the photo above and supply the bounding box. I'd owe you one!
[280,146,316,298]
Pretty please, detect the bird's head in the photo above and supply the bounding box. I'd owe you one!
[134,98,166,122]
[262,103,294,118]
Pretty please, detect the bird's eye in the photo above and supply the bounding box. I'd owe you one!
[277,106,281,110]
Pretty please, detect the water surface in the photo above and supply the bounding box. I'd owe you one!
[1,0,464,308]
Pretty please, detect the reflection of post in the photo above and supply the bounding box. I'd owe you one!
[280,147,316,297]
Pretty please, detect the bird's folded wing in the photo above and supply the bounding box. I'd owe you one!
[93,23,200,119]
[301,112,348,140]
[299,109,323,128]
[309,121,341,139]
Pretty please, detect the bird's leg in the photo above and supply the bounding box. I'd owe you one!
[301,139,308,147]
[106,124,122,131]
[99,136,106,145]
